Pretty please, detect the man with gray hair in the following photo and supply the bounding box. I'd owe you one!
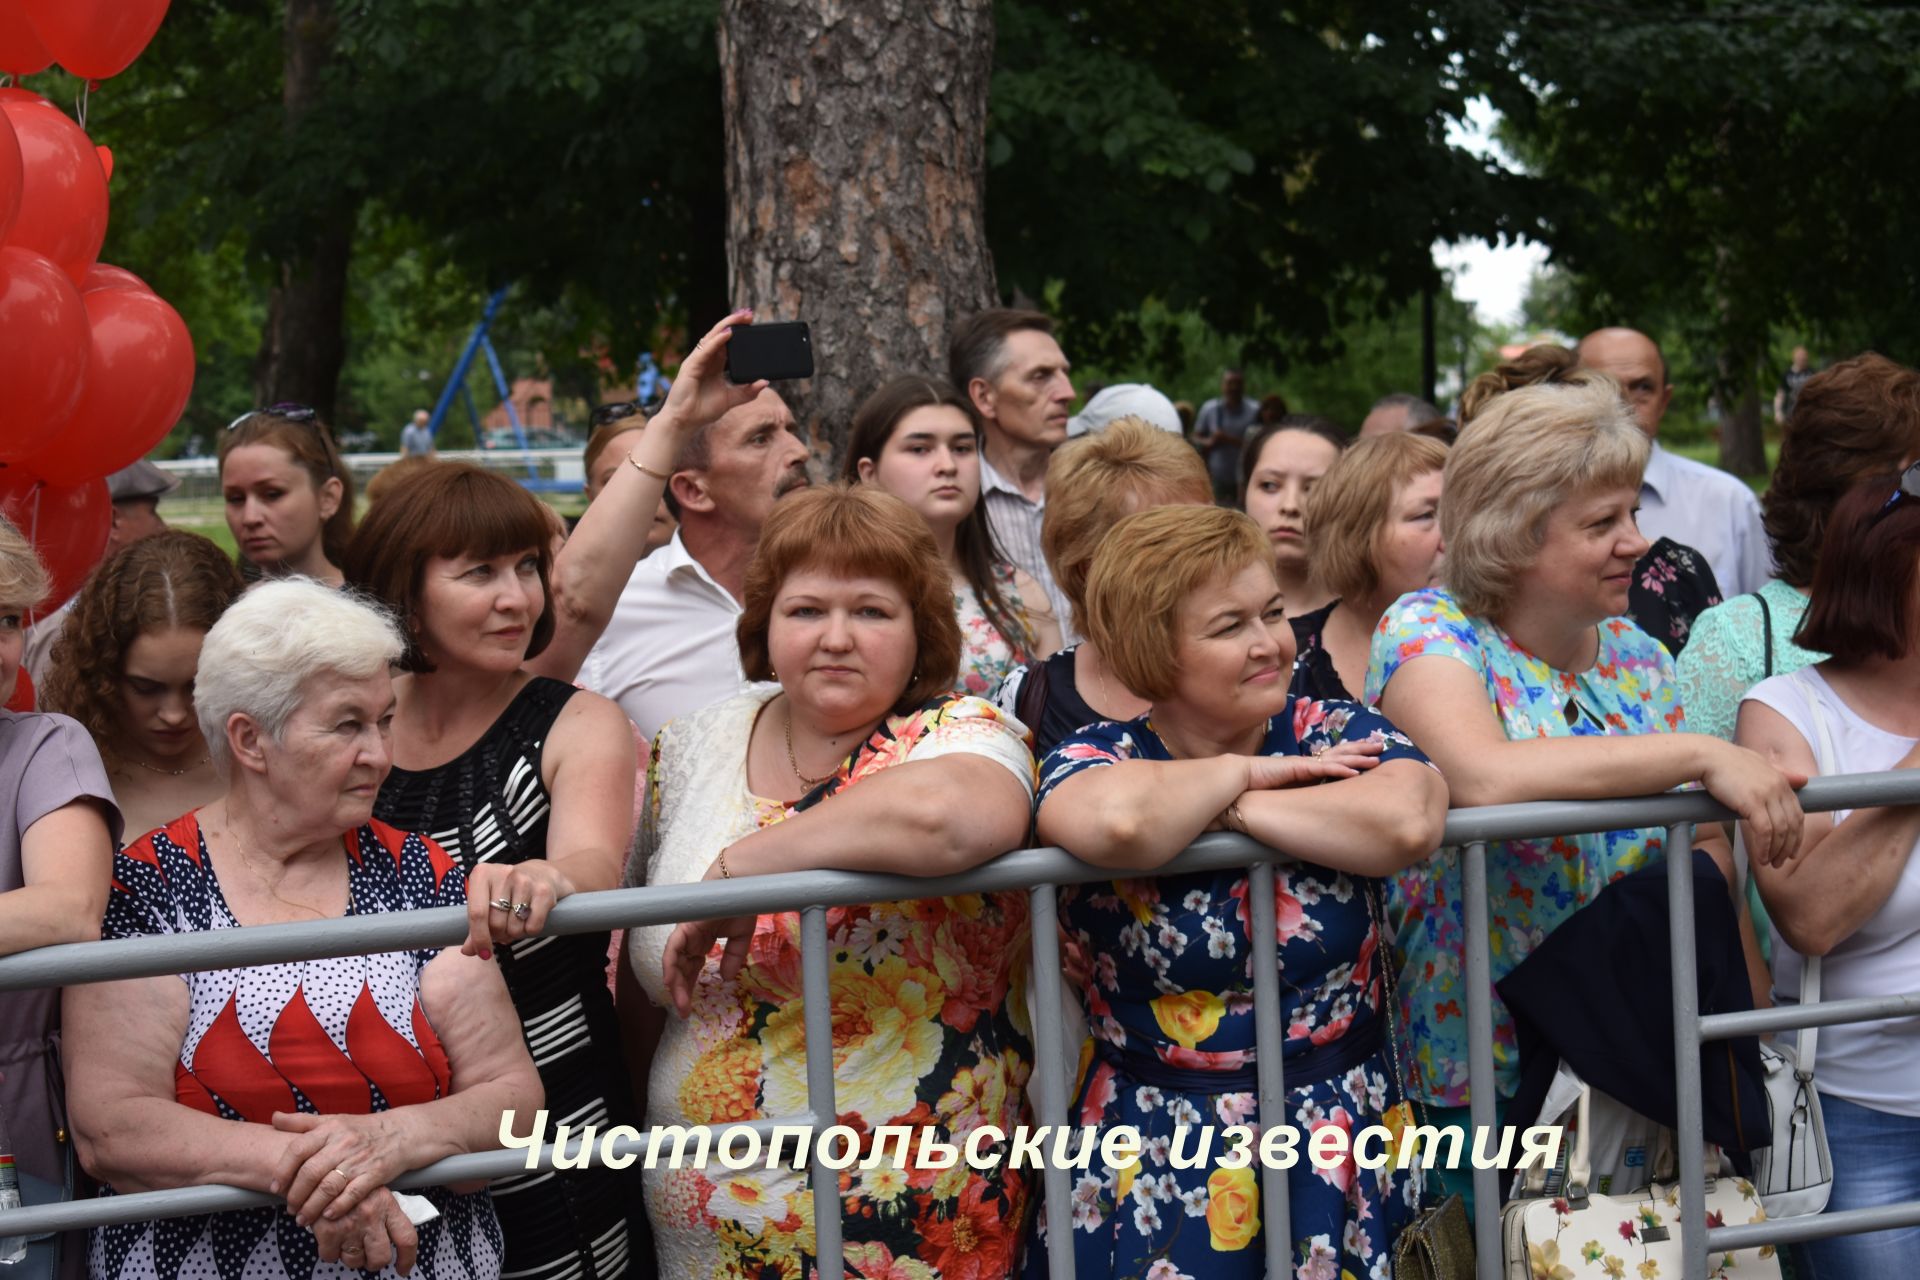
[1359,392,1444,438]
[949,308,1077,625]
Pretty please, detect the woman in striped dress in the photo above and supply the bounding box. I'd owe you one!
[344,463,642,1280]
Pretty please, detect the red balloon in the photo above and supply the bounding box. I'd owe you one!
[0,97,107,285]
[0,88,48,105]
[21,0,170,81]
[0,3,53,77]
[0,108,18,243]
[21,288,194,486]
[0,467,109,622]
[0,245,89,463]
[80,262,151,294]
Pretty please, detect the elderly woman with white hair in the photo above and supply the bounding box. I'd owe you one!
[64,580,542,1280]
[1366,375,1804,1210]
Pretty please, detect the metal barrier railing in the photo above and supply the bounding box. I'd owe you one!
[2,770,1918,1279]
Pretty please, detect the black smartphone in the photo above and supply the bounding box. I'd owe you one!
[726,320,814,384]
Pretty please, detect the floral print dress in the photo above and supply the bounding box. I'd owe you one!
[954,561,1038,697]
[1027,700,1430,1280]
[1364,588,1685,1108]
[626,690,1037,1280]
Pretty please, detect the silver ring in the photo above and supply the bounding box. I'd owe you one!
[487,897,513,912]
[512,902,532,921]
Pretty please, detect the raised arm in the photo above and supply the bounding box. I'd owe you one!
[1377,653,1805,865]
[1,798,113,955]
[530,309,769,681]
[1739,697,1920,955]
[460,690,637,955]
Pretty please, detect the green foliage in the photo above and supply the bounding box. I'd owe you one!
[986,0,1542,372]
[1498,2,1920,400]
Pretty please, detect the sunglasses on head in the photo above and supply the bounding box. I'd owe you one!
[1871,459,1920,526]
[226,403,320,432]
[590,401,643,429]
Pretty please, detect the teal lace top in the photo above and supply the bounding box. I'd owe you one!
[1675,579,1828,741]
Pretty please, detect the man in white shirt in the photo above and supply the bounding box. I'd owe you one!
[579,388,810,741]
[949,308,1076,629]
[1577,326,1772,596]
[399,409,435,457]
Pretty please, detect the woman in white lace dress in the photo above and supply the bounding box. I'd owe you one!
[625,485,1038,1280]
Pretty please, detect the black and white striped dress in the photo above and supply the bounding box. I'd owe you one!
[374,678,638,1280]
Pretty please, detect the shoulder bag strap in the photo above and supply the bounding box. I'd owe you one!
[1787,669,1831,1073]
[1752,590,1774,678]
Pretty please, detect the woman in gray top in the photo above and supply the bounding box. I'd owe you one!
[0,516,122,1275]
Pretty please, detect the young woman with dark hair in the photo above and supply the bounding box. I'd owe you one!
[842,375,1060,694]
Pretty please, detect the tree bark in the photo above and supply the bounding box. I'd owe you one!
[718,0,998,467]
[253,0,351,424]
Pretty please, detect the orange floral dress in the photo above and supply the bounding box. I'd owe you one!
[626,689,1037,1279]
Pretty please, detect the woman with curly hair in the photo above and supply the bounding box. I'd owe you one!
[41,530,247,838]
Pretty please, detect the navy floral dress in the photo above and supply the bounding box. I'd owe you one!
[1026,698,1430,1280]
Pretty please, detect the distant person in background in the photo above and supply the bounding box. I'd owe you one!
[1775,345,1816,424]
[400,407,436,457]
[950,308,1077,627]
[218,405,355,587]
[1193,367,1261,502]
[1173,399,1196,439]
[1064,382,1184,438]
[1256,391,1291,428]
[576,402,677,555]
[1359,390,1444,438]
[23,459,180,687]
[1577,326,1772,596]
[1237,414,1348,618]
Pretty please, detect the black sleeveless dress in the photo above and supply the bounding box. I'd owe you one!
[374,677,639,1280]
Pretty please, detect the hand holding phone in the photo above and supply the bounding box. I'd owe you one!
[725,320,814,384]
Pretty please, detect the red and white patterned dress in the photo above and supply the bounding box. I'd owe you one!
[89,812,503,1280]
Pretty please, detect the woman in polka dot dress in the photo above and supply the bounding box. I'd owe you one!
[64,582,542,1280]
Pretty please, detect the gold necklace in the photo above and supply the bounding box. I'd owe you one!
[220,811,351,920]
[130,753,208,777]
[783,705,837,788]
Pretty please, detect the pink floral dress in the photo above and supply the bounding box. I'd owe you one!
[954,561,1037,697]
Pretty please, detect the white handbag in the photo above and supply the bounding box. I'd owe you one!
[1735,669,1835,1217]
[1502,1084,1783,1278]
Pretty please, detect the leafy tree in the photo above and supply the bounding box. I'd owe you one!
[1496,0,1920,474]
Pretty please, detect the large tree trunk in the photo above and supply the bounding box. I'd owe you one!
[253,0,351,424]
[718,0,998,467]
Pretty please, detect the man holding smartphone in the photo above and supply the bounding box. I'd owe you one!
[949,308,1078,635]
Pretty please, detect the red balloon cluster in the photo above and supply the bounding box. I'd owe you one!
[0,0,186,628]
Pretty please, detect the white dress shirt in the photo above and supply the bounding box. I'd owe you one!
[979,454,1077,641]
[578,531,759,744]
[1639,443,1773,598]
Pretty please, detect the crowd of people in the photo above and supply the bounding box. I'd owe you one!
[2,309,1916,1280]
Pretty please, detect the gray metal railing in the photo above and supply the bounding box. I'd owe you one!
[2,770,1918,1279]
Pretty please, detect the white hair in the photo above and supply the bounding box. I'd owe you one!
[195,578,404,775]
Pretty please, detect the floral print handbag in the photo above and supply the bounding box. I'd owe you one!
[1502,1086,1782,1279]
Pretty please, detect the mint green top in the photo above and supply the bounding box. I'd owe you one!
[1675,578,1829,741]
